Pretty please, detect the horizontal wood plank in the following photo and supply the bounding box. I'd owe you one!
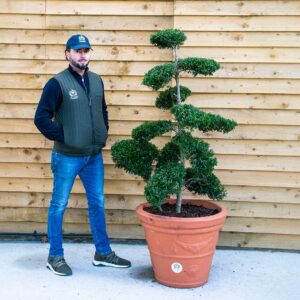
[0,207,139,224]
[1,126,300,149]
[1,153,300,177]
[0,177,145,194]
[223,201,300,219]
[0,169,299,189]
[0,0,173,16]
[46,1,174,15]
[0,192,146,210]
[196,125,300,141]
[46,15,172,30]
[0,15,45,29]
[2,30,300,47]
[2,74,300,95]
[2,104,300,126]
[1,206,299,234]
[2,60,300,80]
[223,217,300,235]
[0,14,172,30]
[0,222,144,239]
[3,45,300,63]
[1,185,299,210]
[0,183,299,207]
[0,29,149,45]
[0,1,45,14]
[218,232,300,250]
[180,78,300,94]
[0,45,171,61]
[175,1,300,16]
[1,89,300,111]
[1,140,300,167]
[181,47,300,63]
[175,16,300,31]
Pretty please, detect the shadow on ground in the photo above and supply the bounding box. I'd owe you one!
[14,253,46,270]
[129,265,156,282]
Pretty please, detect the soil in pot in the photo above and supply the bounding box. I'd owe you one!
[144,202,219,218]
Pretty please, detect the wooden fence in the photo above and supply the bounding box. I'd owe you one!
[0,0,299,250]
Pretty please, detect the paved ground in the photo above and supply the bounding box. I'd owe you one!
[0,241,299,300]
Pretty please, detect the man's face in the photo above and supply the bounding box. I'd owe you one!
[66,48,91,70]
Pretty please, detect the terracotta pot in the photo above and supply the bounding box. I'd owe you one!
[136,199,227,288]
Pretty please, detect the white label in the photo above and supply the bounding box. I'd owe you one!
[171,262,183,273]
[79,35,86,43]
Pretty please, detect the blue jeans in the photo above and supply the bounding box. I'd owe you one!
[48,149,112,257]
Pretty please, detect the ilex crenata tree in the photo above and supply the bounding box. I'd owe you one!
[111,29,237,213]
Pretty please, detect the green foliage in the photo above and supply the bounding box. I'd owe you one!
[111,139,159,181]
[132,121,174,142]
[189,151,217,174]
[178,57,220,76]
[110,28,238,210]
[171,130,204,157]
[155,85,192,109]
[156,142,181,169]
[171,104,238,133]
[142,64,176,90]
[172,131,217,173]
[185,169,226,200]
[144,163,186,207]
[150,29,186,49]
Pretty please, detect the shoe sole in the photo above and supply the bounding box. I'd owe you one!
[92,260,131,268]
[46,263,72,276]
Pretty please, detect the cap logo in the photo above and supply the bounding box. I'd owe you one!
[69,89,78,100]
[78,35,86,43]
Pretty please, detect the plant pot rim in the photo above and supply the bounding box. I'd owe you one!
[136,199,227,223]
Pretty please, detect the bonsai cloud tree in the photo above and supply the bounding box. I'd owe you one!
[111,29,237,214]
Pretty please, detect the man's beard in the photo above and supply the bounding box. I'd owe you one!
[71,59,89,70]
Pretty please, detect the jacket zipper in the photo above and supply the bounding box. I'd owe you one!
[82,77,95,146]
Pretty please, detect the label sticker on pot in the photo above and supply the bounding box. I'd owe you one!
[171,262,183,273]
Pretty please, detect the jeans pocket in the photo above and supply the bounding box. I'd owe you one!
[50,150,60,173]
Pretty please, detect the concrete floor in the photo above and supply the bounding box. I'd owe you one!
[0,241,299,300]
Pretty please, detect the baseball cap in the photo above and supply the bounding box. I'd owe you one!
[66,34,92,50]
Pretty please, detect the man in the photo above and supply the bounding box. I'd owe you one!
[34,34,131,276]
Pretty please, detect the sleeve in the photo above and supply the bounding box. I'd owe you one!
[101,79,109,131]
[34,78,65,143]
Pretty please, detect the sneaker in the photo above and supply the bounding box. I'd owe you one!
[93,251,131,268]
[46,256,72,276]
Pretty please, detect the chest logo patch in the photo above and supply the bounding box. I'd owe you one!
[69,89,79,100]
